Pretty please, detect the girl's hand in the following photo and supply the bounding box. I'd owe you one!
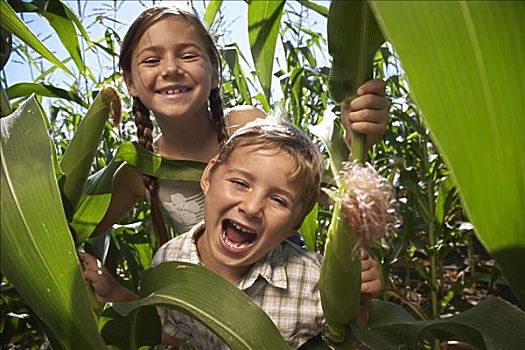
[342,78,390,150]
[79,252,137,303]
[360,248,381,297]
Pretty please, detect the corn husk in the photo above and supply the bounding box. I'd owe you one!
[321,0,386,342]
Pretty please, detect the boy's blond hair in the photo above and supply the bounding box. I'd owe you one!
[211,116,324,220]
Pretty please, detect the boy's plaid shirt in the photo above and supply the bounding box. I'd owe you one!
[153,221,325,349]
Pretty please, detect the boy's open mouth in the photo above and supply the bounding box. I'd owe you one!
[220,219,257,253]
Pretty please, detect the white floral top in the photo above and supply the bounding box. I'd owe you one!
[157,179,204,235]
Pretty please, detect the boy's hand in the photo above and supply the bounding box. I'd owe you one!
[341,78,390,150]
[79,252,137,303]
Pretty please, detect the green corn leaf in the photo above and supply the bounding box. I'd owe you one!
[46,0,92,44]
[10,0,92,74]
[0,95,105,349]
[114,141,206,180]
[253,92,270,112]
[370,0,525,305]
[297,0,328,18]
[6,82,88,108]
[109,261,289,350]
[0,85,12,117]
[0,27,11,70]
[59,86,121,215]
[300,203,319,252]
[38,0,86,75]
[248,0,285,103]
[70,159,121,241]
[434,176,456,227]
[100,305,161,349]
[0,1,74,77]
[203,0,223,28]
[353,298,525,350]
[223,45,253,104]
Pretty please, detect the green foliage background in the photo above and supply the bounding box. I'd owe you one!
[1,0,523,349]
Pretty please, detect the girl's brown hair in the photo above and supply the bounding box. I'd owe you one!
[119,6,227,244]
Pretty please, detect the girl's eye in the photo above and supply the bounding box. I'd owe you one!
[181,53,198,60]
[142,57,160,65]
[271,196,288,207]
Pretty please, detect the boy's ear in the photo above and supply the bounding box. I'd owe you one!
[201,158,217,195]
[123,71,137,97]
[292,220,303,232]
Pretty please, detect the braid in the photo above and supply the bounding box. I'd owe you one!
[132,97,169,246]
[209,87,227,144]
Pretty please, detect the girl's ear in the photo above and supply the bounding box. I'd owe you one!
[200,158,217,195]
[123,71,137,97]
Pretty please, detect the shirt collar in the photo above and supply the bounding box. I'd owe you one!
[189,222,289,291]
[236,244,288,291]
[186,221,206,265]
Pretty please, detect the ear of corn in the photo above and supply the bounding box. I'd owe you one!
[319,192,361,342]
[321,0,385,342]
[327,1,384,106]
[59,86,121,217]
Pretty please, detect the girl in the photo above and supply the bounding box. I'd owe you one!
[90,6,390,243]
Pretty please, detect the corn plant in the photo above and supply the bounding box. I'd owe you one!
[2,0,525,349]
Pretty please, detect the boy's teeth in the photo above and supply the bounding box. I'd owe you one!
[222,232,253,249]
[231,221,255,235]
[221,220,256,250]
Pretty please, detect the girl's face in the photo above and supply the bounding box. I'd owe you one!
[124,16,218,122]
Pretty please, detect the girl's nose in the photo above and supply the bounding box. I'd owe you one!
[162,59,182,77]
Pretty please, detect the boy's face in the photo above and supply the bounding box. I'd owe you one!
[198,144,305,281]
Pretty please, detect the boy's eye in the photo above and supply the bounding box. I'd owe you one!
[230,179,248,189]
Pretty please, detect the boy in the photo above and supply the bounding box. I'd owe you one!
[81,116,381,349]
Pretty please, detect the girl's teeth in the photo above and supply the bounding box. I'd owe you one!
[162,88,189,94]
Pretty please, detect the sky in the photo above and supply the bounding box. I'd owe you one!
[3,0,329,100]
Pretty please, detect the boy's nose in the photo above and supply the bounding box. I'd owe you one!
[238,193,263,220]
